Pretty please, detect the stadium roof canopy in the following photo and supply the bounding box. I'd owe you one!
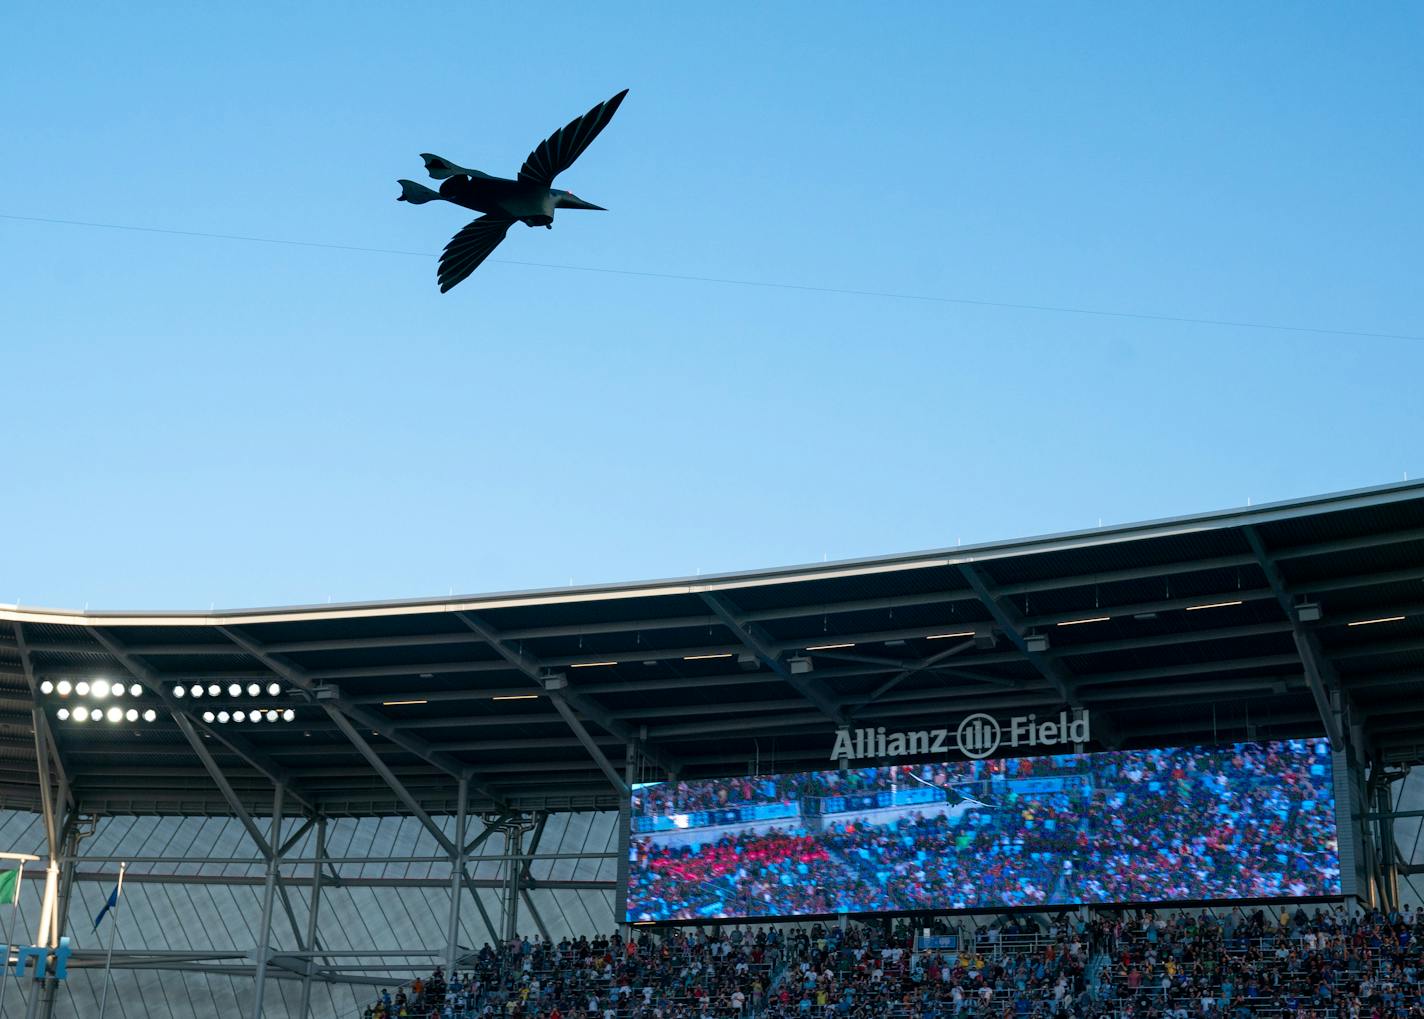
[3,479,1424,819]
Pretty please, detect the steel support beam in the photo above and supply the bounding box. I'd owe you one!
[446,776,467,977]
[516,810,552,940]
[32,814,78,1019]
[65,869,616,891]
[217,625,507,805]
[13,624,72,819]
[251,784,284,1019]
[298,817,326,1019]
[170,710,275,859]
[852,638,977,714]
[322,709,458,857]
[546,694,628,794]
[956,564,1076,705]
[699,592,844,724]
[461,867,502,945]
[454,611,679,779]
[502,823,524,941]
[276,883,307,965]
[1243,526,1347,748]
[465,814,513,856]
[278,817,315,858]
[85,627,315,812]
[520,889,551,942]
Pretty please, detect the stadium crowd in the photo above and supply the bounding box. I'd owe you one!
[360,926,782,1019]
[366,906,1424,1019]
[1098,904,1424,1019]
[360,918,1092,1019]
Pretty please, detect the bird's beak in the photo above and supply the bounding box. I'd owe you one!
[561,196,606,211]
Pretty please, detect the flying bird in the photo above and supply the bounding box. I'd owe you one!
[397,89,628,293]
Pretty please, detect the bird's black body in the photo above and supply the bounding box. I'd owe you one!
[397,89,628,292]
[435,176,556,227]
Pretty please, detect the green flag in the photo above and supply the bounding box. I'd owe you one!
[0,867,18,906]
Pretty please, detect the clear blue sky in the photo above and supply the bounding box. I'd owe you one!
[2,4,1420,609]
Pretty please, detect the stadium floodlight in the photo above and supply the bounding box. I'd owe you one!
[110,683,123,698]
[251,712,262,724]
[247,682,261,697]
[56,707,70,721]
[217,711,230,723]
[190,685,202,698]
[76,682,90,697]
[73,706,88,722]
[142,709,156,723]
[92,679,109,699]
[266,710,279,723]
[1026,633,1050,653]
[1295,601,1322,622]
[234,710,246,723]
[125,708,138,723]
[40,680,55,695]
[787,656,812,675]
[267,682,281,697]
[202,711,216,723]
[129,683,142,697]
[173,684,186,697]
[207,683,220,697]
[228,683,243,698]
[282,709,295,722]
[56,680,72,696]
[105,706,122,723]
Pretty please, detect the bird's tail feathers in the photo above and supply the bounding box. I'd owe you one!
[421,154,495,180]
[396,179,442,204]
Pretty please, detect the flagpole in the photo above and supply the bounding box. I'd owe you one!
[0,852,39,1018]
[96,862,125,1019]
[0,865,23,1018]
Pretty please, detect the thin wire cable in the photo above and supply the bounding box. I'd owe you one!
[3,211,1420,342]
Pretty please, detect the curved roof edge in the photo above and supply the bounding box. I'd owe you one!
[4,478,1422,627]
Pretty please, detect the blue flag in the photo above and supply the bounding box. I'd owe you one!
[93,886,119,930]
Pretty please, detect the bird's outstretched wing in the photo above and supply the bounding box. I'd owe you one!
[518,89,628,187]
[438,215,513,293]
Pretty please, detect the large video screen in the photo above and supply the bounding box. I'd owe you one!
[626,739,1339,921]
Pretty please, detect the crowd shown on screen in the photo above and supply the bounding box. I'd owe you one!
[628,742,1338,921]
[364,906,1424,1019]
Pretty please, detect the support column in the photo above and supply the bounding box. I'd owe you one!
[29,814,79,1019]
[251,785,285,1019]
[446,776,468,976]
[298,817,326,1019]
[502,823,523,943]
[1374,774,1401,913]
[619,743,635,938]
